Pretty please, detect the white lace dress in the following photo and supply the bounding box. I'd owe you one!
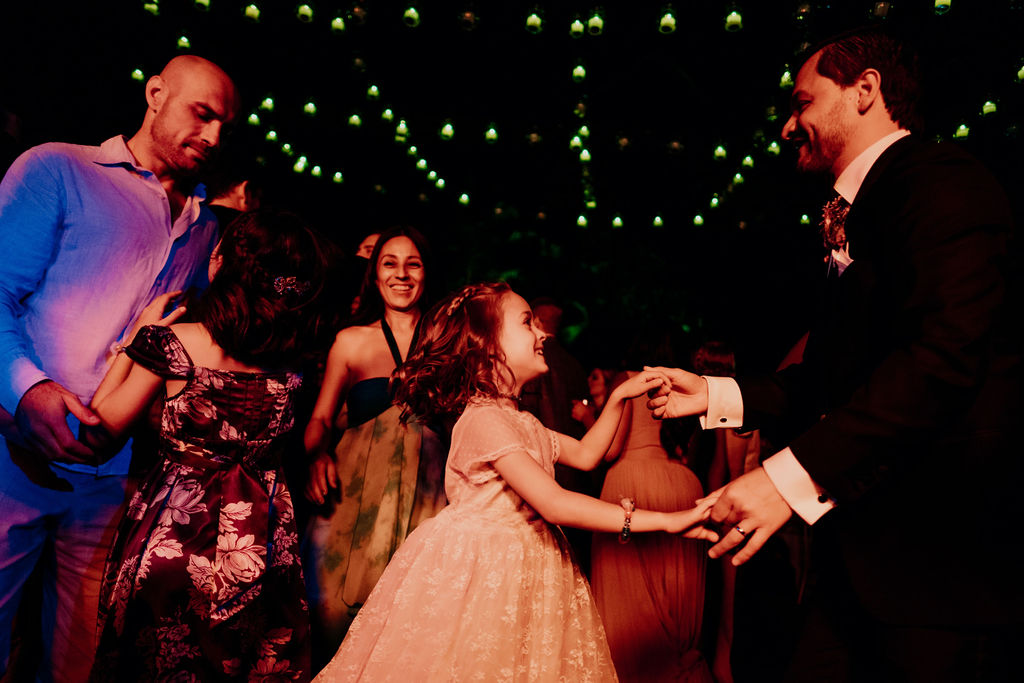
[314,399,617,682]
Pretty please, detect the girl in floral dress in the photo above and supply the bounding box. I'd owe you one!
[313,282,720,682]
[86,210,332,682]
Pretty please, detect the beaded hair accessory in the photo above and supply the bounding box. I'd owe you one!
[273,275,311,297]
[445,290,471,316]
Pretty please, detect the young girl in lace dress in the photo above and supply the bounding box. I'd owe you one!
[85,210,333,681]
[314,282,719,682]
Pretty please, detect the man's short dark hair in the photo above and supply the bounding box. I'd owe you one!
[811,28,923,133]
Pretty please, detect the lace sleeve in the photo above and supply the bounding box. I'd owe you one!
[448,404,531,485]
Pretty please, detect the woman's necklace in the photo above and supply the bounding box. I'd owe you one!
[494,392,521,407]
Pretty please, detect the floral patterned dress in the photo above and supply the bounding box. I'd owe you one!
[90,325,310,682]
[314,399,617,682]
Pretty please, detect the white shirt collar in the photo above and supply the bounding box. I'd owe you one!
[833,129,910,204]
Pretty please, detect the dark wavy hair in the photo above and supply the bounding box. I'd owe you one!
[349,225,433,326]
[812,27,923,133]
[191,209,332,368]
[393,282,515,423]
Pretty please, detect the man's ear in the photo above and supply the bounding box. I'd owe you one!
[855,68,883,114]
[145,75,168,112]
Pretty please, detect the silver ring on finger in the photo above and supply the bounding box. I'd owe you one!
[734,524,747,537]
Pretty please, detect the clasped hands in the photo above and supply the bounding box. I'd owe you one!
[644,365,793,566]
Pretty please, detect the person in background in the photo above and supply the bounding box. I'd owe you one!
[302,225,446,672]
[204,155,264,234]
[0,55,238,682]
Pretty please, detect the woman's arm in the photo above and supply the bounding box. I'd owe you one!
[304,330,353,504]
[89,362,165,441]
[557,370,665,471]
[91,291,185,408]
[493,449,718,538]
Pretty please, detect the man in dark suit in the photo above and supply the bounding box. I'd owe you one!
[648,28,1021,681]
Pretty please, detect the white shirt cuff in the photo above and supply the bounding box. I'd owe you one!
[700,376,743,430]
[1,359,49,416]
[762,448,835,524]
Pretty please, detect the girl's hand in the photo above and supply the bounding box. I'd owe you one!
[612,369,668,402]
[305,451,338,505]
[570,399,595,425]
[665,496,720,542]
[127,290,187,344]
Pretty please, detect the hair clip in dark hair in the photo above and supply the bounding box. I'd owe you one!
[445,292,469,316]
[274,275,311,297]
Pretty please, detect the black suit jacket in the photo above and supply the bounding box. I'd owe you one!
[738,136,1022,626]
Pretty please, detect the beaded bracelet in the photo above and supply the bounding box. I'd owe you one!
[618,497,635,544]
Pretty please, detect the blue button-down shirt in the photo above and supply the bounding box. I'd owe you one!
[0,136,218,475]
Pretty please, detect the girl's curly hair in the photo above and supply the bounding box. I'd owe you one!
[393,282,516,423]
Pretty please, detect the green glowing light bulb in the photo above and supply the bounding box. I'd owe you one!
[382,109,394,121]
[733,173,745,184]
[311,166,322,177]
[526,12,542,34]
[954,123,969,138]
[244,4,260,21]
[693,214,705,226]
[303,101,317,115]
[767,141,781,155]
[485,126,498,142]
[247,113,260,126]
[407,145,418,156]
[585,199,597,210]
[265,130,278,142]
[403,7,420,27]
[416,159,428,170]
[660,12,676,33]
[725,11,743,32]
[800,214,811,225]
[281,143,294,156]
[570,19,585,37]
[710,195,720,208]
[396,120,410,136]
[588,13,604,35]
[296,4,313,22]
[260,97,274,111]
[569,136,582,149]
[131,69,145,82]
[440,122,455,140]
[177,35,191,50]
[194,0,210,11]
[331,16,346,32]
[577,215,588,227]
[579,149,591,162]
[293,156,307,173]
[333,172,344,183]
[427,171,437,180]
[348,114,362,127]
[714,145,727,159]
[982,100,997,115]
[612,215,623,228]
[367,85,380,100]
[934,0,951,14]
[143,3,159,17]
[579,125,590,138]
[435,178,445,189]
[572,65,587,83]
[742,155,754,168]
[653,216,664,227]
[459,193,470,205]
[780,69,794,89]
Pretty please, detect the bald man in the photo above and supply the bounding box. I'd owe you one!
[0,55,238,681]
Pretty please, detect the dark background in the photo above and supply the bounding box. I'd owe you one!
[2,0,1021,372]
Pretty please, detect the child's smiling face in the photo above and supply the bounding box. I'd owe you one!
[496,292,548,393]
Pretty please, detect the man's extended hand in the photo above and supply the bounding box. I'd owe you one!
[703,467,793,566]
[643,365,709,419]
[14,380,98,464]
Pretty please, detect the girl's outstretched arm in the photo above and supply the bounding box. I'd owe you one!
[556,369,666,471]
[493,449,719,540]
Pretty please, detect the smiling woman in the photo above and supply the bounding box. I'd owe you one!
[300,224,447,673]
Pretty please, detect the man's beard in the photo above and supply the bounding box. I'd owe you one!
[796,102,851,176]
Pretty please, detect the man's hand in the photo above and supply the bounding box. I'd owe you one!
[643,365,709,419]
[703,467,793,566]
[14,381,98,464]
